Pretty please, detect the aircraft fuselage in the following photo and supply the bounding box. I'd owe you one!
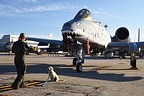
[62,19,111,48]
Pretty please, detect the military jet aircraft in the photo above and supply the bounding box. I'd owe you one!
[27,9,144,72]
[0,34,50,54]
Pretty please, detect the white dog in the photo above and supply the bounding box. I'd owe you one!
[47,66,59,82]
[43,66,59,86]
[43,66,65,86]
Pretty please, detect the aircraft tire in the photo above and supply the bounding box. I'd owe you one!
[130,58,136,68]
[73,58,77,66]
[76,62,82,72]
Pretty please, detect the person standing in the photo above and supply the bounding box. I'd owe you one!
[11,33,37,89]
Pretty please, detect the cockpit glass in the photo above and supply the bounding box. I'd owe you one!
[74,9,90,20]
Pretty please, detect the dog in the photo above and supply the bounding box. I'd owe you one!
[43,66,59,86]
[47,66,59,82]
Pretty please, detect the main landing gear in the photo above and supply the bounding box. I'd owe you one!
[72,39,89,72]
[130,53,138,69]
[73,58,83,72]
[72,45,84,72]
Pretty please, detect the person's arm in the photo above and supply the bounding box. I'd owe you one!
[24,43,38,53]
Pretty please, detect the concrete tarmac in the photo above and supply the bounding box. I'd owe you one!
[0,53,144,96]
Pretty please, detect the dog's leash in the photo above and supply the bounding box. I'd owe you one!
[42,81,48,86]
[42,71,49,86]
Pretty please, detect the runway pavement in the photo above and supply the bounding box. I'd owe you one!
[0,53,144,96]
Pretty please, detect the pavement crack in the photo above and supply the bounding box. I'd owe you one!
[84,86,100,96]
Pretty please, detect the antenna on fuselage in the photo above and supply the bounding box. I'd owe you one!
[104,25,108,29]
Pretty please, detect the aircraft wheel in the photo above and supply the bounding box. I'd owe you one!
[76,62,82,72]
[73,58,77,66]
[130,58,136,68]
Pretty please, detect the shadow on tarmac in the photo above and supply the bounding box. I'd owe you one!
[0,63,143,82]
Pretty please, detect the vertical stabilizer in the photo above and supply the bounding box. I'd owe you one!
[48,33,53,39]
[138,28,140,53]
[138,28,140,42]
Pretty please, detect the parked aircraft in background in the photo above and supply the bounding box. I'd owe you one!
[0,35,18,52]
[0,34,52,54]
[27,9,144,72]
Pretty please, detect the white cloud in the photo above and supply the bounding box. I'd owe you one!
[0,2,78,16]
[24,3,78,12]
[0,4,17,16]
[92,8,125,21]
[93,10,113,18]
[23,0,38,3]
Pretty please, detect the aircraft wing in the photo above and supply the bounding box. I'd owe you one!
[108,42,144,51]
[27,37,63,45]
[108,42,129,48]
[136,42,144,48]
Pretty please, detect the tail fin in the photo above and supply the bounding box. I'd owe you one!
[138,28,141,53]
[138,28,140,42]
[48,33,53,39]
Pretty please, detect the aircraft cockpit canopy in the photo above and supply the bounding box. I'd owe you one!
[74,9,93,20]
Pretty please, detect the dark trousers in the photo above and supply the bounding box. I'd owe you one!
[12,56,26,88]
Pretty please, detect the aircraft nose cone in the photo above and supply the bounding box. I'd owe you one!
[4,42,13,51]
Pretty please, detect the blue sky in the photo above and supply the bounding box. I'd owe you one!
[0,0,144,41]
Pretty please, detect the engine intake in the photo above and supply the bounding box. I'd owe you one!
[113,27,130,42]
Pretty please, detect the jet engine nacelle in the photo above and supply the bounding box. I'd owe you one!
[112,27,130,42]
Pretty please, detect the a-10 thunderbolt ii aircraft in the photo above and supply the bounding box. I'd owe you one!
[28,9,144,72]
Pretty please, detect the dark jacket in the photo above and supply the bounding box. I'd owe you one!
[12,40,32,56]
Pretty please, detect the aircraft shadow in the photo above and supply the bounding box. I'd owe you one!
[0,63,143,82]
[23,63,144,82]
[55,65,143,82]
[0,63,16,74]
[63,56,124,61]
